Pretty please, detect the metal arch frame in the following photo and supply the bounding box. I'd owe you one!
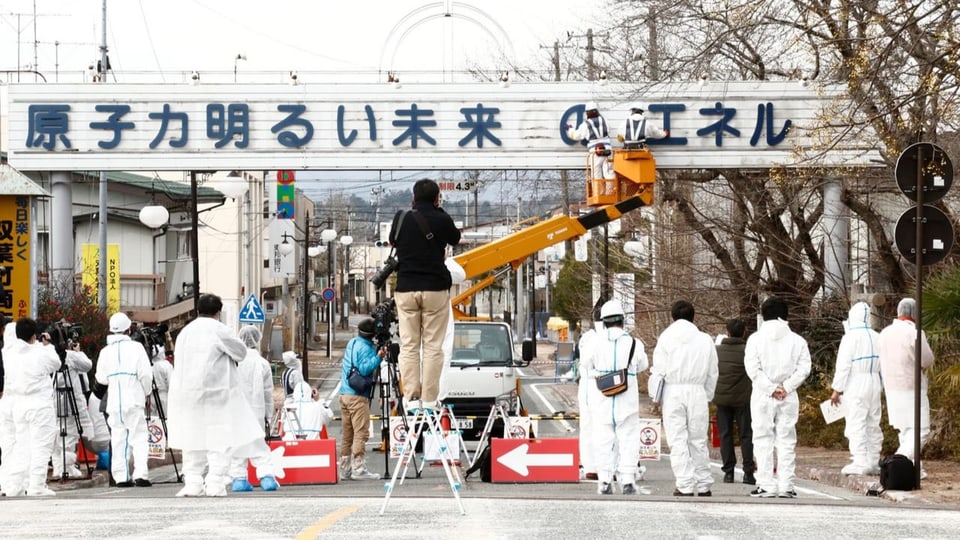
[378,1,516,78]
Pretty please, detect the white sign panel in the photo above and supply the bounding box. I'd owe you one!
[6,81,878,171]
[270,220,296,277]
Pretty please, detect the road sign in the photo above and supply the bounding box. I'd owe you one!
[320,287,336,302]
[894,205,955,266]
[248,439,338,485]
[239,294,265,323]
[491,438,579,483]
[895,142,953,203]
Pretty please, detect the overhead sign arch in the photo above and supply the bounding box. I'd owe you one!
[6,81,879,171]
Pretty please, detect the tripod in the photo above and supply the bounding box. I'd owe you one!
[145,344,181,483]
[378,342,421,478]
[52,363,92,480]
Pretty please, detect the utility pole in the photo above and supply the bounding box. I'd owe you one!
[97,0,109,311]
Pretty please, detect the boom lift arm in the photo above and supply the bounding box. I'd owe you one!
[450,148,656,320]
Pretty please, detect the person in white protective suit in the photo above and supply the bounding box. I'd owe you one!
[169,294,266,497]
[650,300,719,497]
[577,303,605,481]
[878,298,934,476]
[228,325,280,492]
[566,101,615,181]
[95,312,154,488]
[0,318,62,497]
[284,381,334,441]
[744,297,811,498]
[150,345,173,419]
[618,102,669,149]
[580,300,648,495]
[51,342,95,480]
[280,350,304,398]
[830,302,883,476]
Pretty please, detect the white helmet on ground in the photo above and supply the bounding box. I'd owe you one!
[599,300,625,321]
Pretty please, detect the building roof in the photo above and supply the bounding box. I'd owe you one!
[0,163,51,196]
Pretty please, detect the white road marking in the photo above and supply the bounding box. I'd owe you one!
[527,382,577,433]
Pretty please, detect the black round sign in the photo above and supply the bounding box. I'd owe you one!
[895,142,953,203]
[894,205,955,265]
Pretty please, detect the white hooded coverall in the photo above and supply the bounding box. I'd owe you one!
[228,329,278,482]
[150,347,173,418]
[95,333,154,484]
[576,323,603,477]
[580,327,648,487]
[830,302,882,474]
[744,319,812,495]
[169,316,263,494]
[284,382,333,440]
[0,329,61,495]
[878,317,934,461]
[650,319,719,494]
[51,349,95,477]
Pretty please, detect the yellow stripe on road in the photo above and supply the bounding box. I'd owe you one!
[295,505,361,540]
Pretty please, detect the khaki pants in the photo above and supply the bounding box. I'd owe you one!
[395,289,450,403]
[339,394,371,460]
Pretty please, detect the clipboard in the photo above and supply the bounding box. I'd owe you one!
[820,399,847,424]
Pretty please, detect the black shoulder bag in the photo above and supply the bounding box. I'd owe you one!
[596,339,636,397]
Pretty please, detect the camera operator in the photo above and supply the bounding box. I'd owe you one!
[389,179,461,411]
[95,313,154,488]
[51,338,97,480]
[0,318,62,497]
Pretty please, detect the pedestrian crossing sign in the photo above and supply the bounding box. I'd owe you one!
[239,294,266,323]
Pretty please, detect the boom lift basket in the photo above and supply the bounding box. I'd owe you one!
[586,148,656,207]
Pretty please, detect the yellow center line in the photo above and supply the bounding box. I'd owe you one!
[295,504,362,540]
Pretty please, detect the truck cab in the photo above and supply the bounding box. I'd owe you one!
[440,321,529,438]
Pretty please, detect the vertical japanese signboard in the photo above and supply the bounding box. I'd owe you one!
[270,170,296,277]
[81,243,120,313]
[0,196,32,320]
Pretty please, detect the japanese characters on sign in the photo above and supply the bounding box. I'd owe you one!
[6,82,878,171]
[0,196,31,320]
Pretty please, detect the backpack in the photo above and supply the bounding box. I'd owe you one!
[465,442,492,482]
[879,454,916,491]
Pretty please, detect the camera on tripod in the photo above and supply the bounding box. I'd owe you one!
[131,323,168,362]
[371,256,398,289]
[39,320,83,361]
[371,299,398,362]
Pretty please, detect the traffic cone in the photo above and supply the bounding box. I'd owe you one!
[440,409,451,435]
[320,425,328,439]
[77,440,97,464]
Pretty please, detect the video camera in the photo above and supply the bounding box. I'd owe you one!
[130,323,168,363]
[371,299,398,362]
[370,256,398,290]
[39,320,82,361]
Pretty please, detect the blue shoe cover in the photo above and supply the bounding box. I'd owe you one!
[259,475,279,491]
[231,478,253,492]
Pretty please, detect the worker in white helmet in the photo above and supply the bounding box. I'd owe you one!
[580,299,648,495]
[566,101,615,181]
[619,102,669,149]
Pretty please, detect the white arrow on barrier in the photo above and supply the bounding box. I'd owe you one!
[269,446,331,479]
[496,443,573,476]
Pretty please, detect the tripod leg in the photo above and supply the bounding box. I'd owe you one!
[151,382,181,483]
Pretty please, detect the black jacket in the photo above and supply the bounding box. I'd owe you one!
[390,202,461,292]
[714,336,751,407]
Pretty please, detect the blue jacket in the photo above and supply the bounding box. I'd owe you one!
[340,336,382,396]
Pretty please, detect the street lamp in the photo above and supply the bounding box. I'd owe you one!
[339,235,353,329]
[320,228,337,357]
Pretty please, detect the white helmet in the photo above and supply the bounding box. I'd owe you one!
[630,101,645,112]
[599,300,625,321]
[584,101,599,112]
[109,312,131,333]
